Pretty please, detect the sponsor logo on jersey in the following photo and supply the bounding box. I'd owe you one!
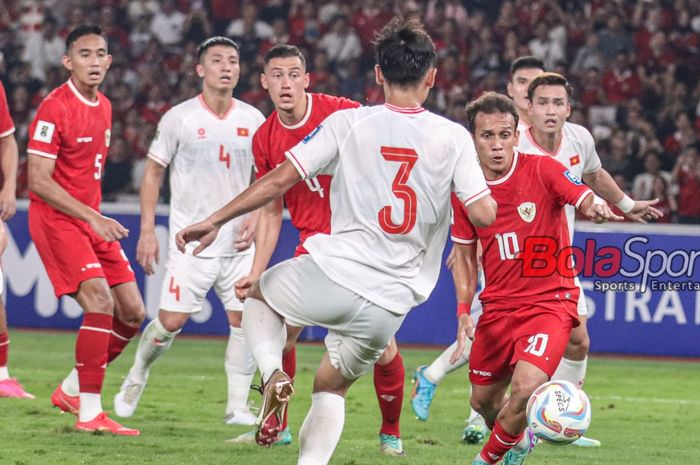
[197,128,206,139]
[302,124,322,144]
[33,120,55,143]
[104,129,111,147]
[237,127,249,137]
[564,170,582,185]
[569,154,580,166]
[76,137,93,143]
[518,202,536,223]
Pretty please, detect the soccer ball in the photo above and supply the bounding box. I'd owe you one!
[526,380,591,445]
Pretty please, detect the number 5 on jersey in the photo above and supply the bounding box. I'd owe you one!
[378,146,418,235]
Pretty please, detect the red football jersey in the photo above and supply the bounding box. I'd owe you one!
[27,79,112,211]
[451,152,592,310]
[253,93,360,254]
[0,81,14,138]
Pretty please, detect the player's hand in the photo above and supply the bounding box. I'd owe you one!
[234,215,256,251]
[137,229,159,275]
[176,218,219,255]
[0,188,16,220]
[451,314,475,364]
[234,272,260,301]
[624,199,663,224]
[585,202,624,224]
[89,214,129,242]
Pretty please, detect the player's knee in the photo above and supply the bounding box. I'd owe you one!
[158,311,188,332]
[118,295,146,325]
[509,377,541,410]
[566,331,590,359]
[82,285,115,314]
[376,339,397,365]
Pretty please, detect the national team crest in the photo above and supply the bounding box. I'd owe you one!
[518,202,536,223]
[569,154,580,166]
[105,129,111,147]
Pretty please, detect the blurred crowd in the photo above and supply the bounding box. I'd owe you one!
[0,0,698,223]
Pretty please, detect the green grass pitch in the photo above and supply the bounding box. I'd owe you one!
[1,330,698,464]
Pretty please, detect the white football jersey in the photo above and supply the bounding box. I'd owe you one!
[149,95,265,257]
[516,121,602,240]
[285,103,490,314]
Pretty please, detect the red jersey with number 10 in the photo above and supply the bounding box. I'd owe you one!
[451,152,592,312]
[253,93,360,255]
[27,79,112,211]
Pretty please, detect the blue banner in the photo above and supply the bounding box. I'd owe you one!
[5,203,700,357]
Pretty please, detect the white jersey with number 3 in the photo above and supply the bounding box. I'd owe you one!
[148,95,265,257]
[285,103,490,314]
[516,121,602,240]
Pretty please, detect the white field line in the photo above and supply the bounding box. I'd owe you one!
[589,395,700,406]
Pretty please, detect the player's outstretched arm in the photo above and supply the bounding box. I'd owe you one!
[177,161,301,255]
[583,168,663,223]
[137,159,166,275]
[466,195,497,227]
[234,197,283,301]
[0,133,18,220]
[28,154,128,242]
[450,243,478,364]
[578,193,624,224]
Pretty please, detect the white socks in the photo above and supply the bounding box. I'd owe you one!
[225,325,256,414]
[0,366,9,381]
[424,339,471,384]
[79,393,102,422]
[242,298,285,383]
[552,357,587,388]
[298,392,346,465]
[61,368,80,397]
[130,318,180,384]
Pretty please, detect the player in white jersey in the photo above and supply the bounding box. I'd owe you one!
[114,37,265,425]
[410,58,662,450]
[176,18,497,465]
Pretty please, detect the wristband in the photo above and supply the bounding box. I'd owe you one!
[616,194,635,213]
[457,302,471,317]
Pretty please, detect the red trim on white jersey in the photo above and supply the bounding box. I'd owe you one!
[285,149,309,178]
[67,79,100,107]
[279,93,313,129]
[462,187,491,206]
[197,94,235,120]
[486,151,520,186]
[147,152,169,167]
[383,103,426,114]
[525,126,561,157]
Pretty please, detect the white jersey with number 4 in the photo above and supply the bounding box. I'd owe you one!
[285,103,490,314]
[516,121,602,240]
[148,95,265,257]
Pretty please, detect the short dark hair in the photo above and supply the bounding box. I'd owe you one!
[527,72,573,101]
[263,44,307,69]
[374,17,436,87]
[197,36,240,60]
[66,25,106,51]
[465,92,519,133]
[510,55,545,77]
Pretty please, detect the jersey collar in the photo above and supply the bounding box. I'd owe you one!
[526,126,561,157]
[383,102,426,114]
[67,79,99,107]
[486,151,519,185]
[198,94,235,120]
[278,93,313,129]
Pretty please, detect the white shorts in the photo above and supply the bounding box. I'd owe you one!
[160,250,253,313]
[260,254,405,380]
[574,275,588,316]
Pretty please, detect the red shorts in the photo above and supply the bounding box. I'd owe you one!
[469,299,578,386]
[28,201,136,297]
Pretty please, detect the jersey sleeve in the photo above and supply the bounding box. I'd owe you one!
[27,98,63,159]
[452,130,490,207]
[450,192,477,244]
[147,110,180,167]
[0,82,15,138]
[579,125,602,174]
[284,112,342,180]
[537,156,592,208]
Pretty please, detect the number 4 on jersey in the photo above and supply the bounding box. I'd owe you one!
[378,146,418,235]
[219,145,230,169]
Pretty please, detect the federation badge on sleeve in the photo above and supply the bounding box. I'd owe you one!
[105,129,111,147]
[33,120,55,143]
[564,170,582,185]
[517,202,536,223]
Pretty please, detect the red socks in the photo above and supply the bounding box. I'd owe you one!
[281,346,297,431]
[0,331,8,367]
[478,421,523,464]
[107,316,139,363]
[75,313,112,394]
[374,351,405,437]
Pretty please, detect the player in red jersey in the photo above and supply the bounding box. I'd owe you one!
[27,25,145,435]
[0,80,34,400]
[230,44,407,456]
[448,93,620,465]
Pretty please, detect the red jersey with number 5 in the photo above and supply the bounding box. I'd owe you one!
[451,152,592,311]
[27,79,111,211]
[253,93,360,255]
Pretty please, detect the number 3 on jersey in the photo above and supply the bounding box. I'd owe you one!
[378,146,418,234]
